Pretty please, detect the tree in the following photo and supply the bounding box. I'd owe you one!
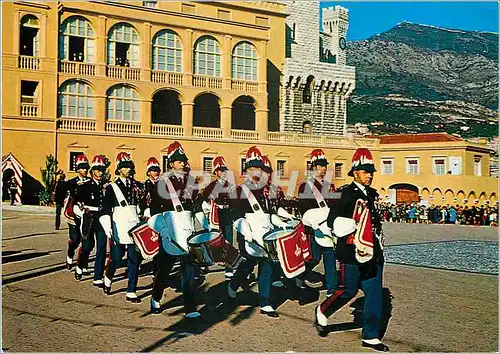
[38,154,58,206]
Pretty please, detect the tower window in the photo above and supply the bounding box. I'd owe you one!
[303,76,314,104]
[302,121,312,134]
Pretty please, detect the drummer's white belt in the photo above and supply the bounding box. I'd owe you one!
[307,180,328,209]
[83,205,99,212]
[165,177,184,212]
[240,184,273,246]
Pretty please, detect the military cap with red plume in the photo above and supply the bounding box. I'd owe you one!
[261,155,273,173]
[115,151,135,175]
[90,155,106,172]
[310,149,329,168]
[167,141,188,165]
[146,157,161,174]
[212,156,228,174]
[75,154,90,170]
[244,146,264,171]
[348,148,376,177]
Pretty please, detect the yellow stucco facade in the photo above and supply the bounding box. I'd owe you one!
[2,1,497,207]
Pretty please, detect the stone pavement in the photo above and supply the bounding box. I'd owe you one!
[2,208,498,352]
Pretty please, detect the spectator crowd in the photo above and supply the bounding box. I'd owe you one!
[376,201,498,227]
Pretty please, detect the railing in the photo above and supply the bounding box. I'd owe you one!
[231,79,259,92]
[192,75,223,89]
[20,103,38,117]
[18,55,40,70]
[193,126,223,139]
[354,137,378,147]
[106,66,141,81]
[267,132,295,143]
[58,118,95,131]
[59,61,96,76]
[151,71,184,85]
[151,124,184,136]
[231,129,259,141]
[324,136,352,146]
[105,121,141,134]
[297,134,323,145]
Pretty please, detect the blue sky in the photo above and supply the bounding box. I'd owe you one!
[320,2,499,41]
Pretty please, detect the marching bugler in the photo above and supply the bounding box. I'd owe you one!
[64,154,90,271]
[315,148,389,352]
[99,152,143,303]
[73,155,107,286]
[149,141,202,319]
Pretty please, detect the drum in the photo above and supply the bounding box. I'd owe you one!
[129,221,159,260]
[187,231,219,266]
[275,223,307,278]
[263,227,296,262]
[161,210,194,256]
[188,231,243,267]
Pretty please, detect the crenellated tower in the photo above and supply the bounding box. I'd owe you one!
[322,5,349,65]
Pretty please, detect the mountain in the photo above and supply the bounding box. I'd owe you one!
[346,22,498,138]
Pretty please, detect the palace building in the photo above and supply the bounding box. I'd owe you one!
[2,1,497,207]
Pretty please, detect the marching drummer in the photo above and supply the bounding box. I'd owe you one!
[261,155,305,300]
[73,155,107,286]
[64,154,90,271]
[100,152,143,303]
[149,141,202,319]
[297,149,338,296]
[200,155,235,278]
[140,157,161,218]
[228,146,291,318]
[315,148,389,352]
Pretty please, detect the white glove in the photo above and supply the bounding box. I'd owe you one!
[271,214,288,229]
[277,207,294,220]
[310,220,320,230]
[73,204,84,218]
[99,215,113,239]
[144,208,151,219]
[201,201,211,214]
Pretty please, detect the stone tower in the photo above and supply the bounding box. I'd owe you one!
[322,5,349,65]
[281,1,355,136]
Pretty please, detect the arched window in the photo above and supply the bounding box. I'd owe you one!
[152,30,182,72]
[303,75,314,104]
[107,23,140,67]
[106,85,140,121]
[20,15,39,56]
[58,81,95,118]
[232,41,257,81]
[59,16,95,62]
[193,36,221,77]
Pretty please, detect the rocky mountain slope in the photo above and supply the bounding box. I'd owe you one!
[346,22,498,138]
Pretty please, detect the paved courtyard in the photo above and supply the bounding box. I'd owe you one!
[2,206,498,352]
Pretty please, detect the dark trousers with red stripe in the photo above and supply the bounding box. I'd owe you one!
[151,243,197,314]
[319,263,383,340]
[67,223,82,259]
